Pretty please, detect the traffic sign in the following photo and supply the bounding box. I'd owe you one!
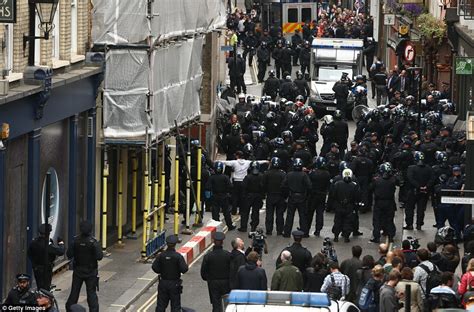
[441,196,474,205]
[404,43,415,62]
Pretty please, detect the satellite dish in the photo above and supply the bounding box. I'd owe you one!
[352,105,372,123]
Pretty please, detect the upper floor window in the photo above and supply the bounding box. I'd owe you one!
[459,0,474,19]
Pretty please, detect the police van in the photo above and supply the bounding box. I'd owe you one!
[309,38,364,117]
[224,290,360,312]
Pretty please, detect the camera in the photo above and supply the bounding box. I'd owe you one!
[249,228,267,256]
[321,237,338,262]
[406,236,420,250]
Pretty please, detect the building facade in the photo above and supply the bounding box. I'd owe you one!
[0,0,102,297]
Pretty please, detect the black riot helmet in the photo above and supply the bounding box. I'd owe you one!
[293,158,303,171]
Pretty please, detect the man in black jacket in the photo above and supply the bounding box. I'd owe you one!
[239,161,264,232]
[262,70,280,100]
[299,41,311,76]
[236,251,268,290]
[256,41,270,83]
[151,235,188,312]
[272,41,284,79]
[228,54,246,94]
[307,157,331,236]
[294,71,310,100]
[229,238,246,289]
[201,232,231,312]
[333,110,349,158]
[243,31,259,67]
[262,157,287,235]
[332,73,352,117]
[276,230,312,274]
[65,221,103,312]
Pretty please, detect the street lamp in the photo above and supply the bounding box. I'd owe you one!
[23,0,59,66]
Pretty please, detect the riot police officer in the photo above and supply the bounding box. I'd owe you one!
[201,232,231,312]
[370,163,398,243]
[332,73,352,117]
[223,123,242,161]
[3,274,36,306]
[281,42,294,75]
[262,157,287,235]
[65,221,103,312]
[320,115,336,156]
[239,161,264,232]
[333,110,349,158]
[263,70,280,100]
[27,223,65,291]
[308,157,331,236]
[294,71,310,100]
[299,41,311,76]
[282,158,312,237]
[351,147,374,213]
[257,41,271,83]
[152,235,189,312]
[205,162,236,230]
[332,169,360,243]
[405,152,435,230]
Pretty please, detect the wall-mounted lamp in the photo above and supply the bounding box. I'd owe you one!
[23,0,59,66]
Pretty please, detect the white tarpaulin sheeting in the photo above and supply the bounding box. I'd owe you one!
[103,37,203,138]
[92,0,226,44]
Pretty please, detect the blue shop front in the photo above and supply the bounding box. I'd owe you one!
[0,66,102,298]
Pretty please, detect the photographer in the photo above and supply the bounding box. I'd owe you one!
[402,239,419,269]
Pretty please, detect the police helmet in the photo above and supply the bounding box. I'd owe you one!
[243,143,254,155]
[435,151,448,163]
[269,70,275,77]
[355,74,364,81]
[274,137,284,147]
[244,111,253,121]
[295,94,305,102]
[342,168,353,182]
[382,108,391,118]
[435,226,456,245]
[293,158,303,171]
[271,157,282,169]
[261,41,267,47]
[279,98,287,107]
[214,161,225,174]
[339,161,349,172]
[296,71,303,79]
[379,162,393,178]
[282,130,293,141]
[334,110,343,120]
[304,114,314,125]
[238,93,246,100]
[266,111,276,121]
[414,151,425,165]
[231,123,241,135]
[249,161,260,174]
[314,156,327,169]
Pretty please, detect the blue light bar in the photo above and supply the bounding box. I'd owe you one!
[227,290,331,307]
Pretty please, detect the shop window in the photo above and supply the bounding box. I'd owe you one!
[459,0,474,19]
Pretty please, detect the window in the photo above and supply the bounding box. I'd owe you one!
[71,0,77,55]
[3,25,13,74]
[459,0,474,19]
[35,13,41,66]
[288,8,298,23]
[302,8,312,23]
[51,5,60,59]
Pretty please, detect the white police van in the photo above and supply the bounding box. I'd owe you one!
[224,290,360,312]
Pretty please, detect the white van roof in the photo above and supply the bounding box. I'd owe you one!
[311,38,364,49]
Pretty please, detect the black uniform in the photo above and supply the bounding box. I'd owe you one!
[3,285,36,305]
[294,77,310,99]
[205,173,234,227]
[27,234,65,291]
[262,76,280,100]
[262,168,287,234]
[371,175,397,241]
[228,55,246,94]
[281,46,294,75]
[307,168,331,235]
[320,122,336,156]
[65,232,103,312]
[272,46,284,79]
[333,119,349,157]
[241,172,264,231]
[257,46,270,83]
[200,246,232,312]
[299,46,311,75]
[282,171,312,236]
[406,164,435,228]
[332,180,360,240]
[243,34,259,66]
[276,242,312,274]
[332,80,351,117]
[279,79,298,101]
[152,247,189,312]
[351,155,374,212]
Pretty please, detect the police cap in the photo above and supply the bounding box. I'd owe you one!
[16,273,30,281]
[37,288,55,300]
[213,232,226,241]
[79,220,92,235]
[292,230,304,238]
[38,223,52,234]
[331,142,339,148]
[166,235,179,245]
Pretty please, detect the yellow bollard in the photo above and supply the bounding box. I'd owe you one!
[153,147,158,237]
[102,149,109,252]
[141,149,150,258]
[174,153,179,235]
[160,144,166,231]
[131,150,138,236]
[118,148,123,245]
[194,145,202,225]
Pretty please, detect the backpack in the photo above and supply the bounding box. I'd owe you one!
[419,264,442,294]
[326,274,343,300]
[357,280,376,311]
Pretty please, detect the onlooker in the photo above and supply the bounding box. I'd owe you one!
[271,251,304,291]
[304,254,329,292]
[357,264,384,312]
[229,238,246,289]
[340,245,363,301]
[440,244,460,273]
[395,267,423,312]
[428,241,445,270]
[236,251,267,290]
[429,271,459,310]
[413,248,437,298]
[355,255,376,300]
[321,262,350,300]
[379,270,402,312]
[383,251,394,273]
[401,240,418,269]
[376,243,389,266]
[458,258,474,307]
[462,241,474,274]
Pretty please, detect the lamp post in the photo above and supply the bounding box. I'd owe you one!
[23,0,59,66]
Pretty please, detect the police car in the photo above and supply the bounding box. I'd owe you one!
[224,290,360,312]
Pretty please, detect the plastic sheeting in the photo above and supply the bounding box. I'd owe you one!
[92,0,227,45]
[103,37,204,138]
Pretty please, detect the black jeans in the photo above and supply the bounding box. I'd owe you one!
[156,279,182,312]
[33,264,53,291]
[240,193,263,230]
[65,271,99,312]
[257,62,267,83]
[307,194,326,234]
[207,279,230,312]
[211,195,233,227]
[265,194,286,234]
[284,196,307,235]
[332,208,354,238]
[231,181,244,214]
[372,200,396,239]
[405,191,429,227]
